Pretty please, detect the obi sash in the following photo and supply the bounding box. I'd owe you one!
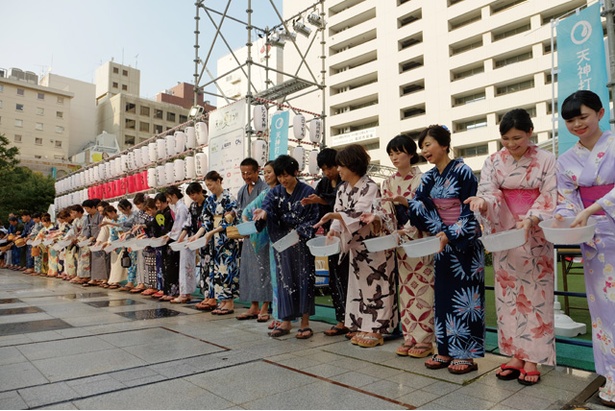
[433,198,461,225]
[579,184,614,216]
[501,188,540,217]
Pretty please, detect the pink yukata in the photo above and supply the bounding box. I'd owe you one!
[478,144,556,366]
[555,130,615,402]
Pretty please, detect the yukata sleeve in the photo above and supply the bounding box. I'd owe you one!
[293,186,318,239]
[477,154,514,233]
[525,151,557,222]
[408,173,445,234]
[339,182,381,237]
[220,194,240,230]
[554,157,582,218]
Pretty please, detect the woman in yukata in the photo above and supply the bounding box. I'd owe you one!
[315,144,398,348]
[241,160,277,325]
[465,109,556,385]
[253,155,320,339]
[116,199,138,291]
[380,134,435,358]
[139,198,161,296]
[101,205,128,289]
[165,186,194,304]
[554,90,615,407]
[407,125,485,374]
[151,193,179,301]
[189,171,240,315]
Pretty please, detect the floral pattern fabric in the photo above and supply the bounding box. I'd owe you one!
[478,145,556,365]
[555,130,615,402]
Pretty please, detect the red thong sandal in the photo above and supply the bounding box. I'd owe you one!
[496,363,522,381]
[517,369,541,385]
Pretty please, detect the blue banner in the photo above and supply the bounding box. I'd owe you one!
[557,3,609,155]
[269,111,289,160]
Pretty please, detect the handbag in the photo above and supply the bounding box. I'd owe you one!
[31,246,41,257]
[120,249,132,268]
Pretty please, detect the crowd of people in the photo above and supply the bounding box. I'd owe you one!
[1,90,615,405]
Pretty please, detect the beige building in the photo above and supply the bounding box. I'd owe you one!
[95,61,191,148]
[280,0,590,170]
[0,69,79,176]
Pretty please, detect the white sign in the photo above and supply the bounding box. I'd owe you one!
[329,127,378,147]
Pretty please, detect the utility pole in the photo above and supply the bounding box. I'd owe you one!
[603,0,615,125]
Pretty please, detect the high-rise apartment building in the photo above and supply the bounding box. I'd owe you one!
[283,0,590,170]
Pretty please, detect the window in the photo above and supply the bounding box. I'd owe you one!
[495,79,535,96]
[122,84,128,91]
[14,134,22,143]
[0,84,3,92]
[491,0,526,14]
[55,140,62,148]
[125,118,136,129]
[450,36,483,56]
[139,122,150,132]
[17,88,24,96]
[37,107,44,115]
[35,137,43,145]
[125,135,135,145]
[34,155,42,159]
[400,57,424,73]
[452,65,484,80]
[399,33,423,50]
[154,109,163,119]
[449,10,481,31]
[494,51,533,68]
[400,81,425,96]
[113,67,119,74]
[545,72,558,84]
[458,144,488,158]
[57,96,64,104]
[15,119,23,127]
[55,126,65,133]
[140,106,150,116]
[35,122,43,131]
[56,111,63,119]
[493,23,531,41]
[401,104,426,119]
[179,114,188,123]
[154,124,163,134]
[112,82,119,88]
[125,103,136,113]
[37,92,45,100]
[455,118,488,132]
[122,69,128,76]
[398,10,422,28]
[16,103,24,111]
[453,91,486,106]
[166,112,176,122]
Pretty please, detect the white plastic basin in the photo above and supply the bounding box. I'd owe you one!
[149,237,168,248]
[272,229,299,252]
[363,233,398,252]
[237,221,258,236]
[169,241,187,252]
[539,217,597,245]
[400,236,440,257]
[480,228,526,252]
[307,236,340,256]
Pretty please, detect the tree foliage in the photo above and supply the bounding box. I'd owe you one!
[0,167,56,221]
[0,134,19,171]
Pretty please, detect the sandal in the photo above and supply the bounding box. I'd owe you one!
[141,288,158,296]
[296,327,313,339]
[425,354,452,370]
[408,344,434,358]
[170,296,192,304]
[517,369,541,385]
[257,314,270,323]
[236,312,259,320]
[195,302,216,311]
[496,363,522,381]
[268,320,281,330]
[356,332,384,348]
[350,332,365,345]
[130,286,146,293]
[212,308,235,315]
[268,327,291,337]
[324,325,350,337]
[448,359,478,374]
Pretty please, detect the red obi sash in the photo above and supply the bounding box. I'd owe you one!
[501,188,540,217]
[579,184,614,215]
[433,198,461,225]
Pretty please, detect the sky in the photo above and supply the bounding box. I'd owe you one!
[2,0,283,100]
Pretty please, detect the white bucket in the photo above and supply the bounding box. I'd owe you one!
[165,134,176,157]
[174,159,186,182]
[185,156,196,179]
[363,233,399,252]
[195,152,208,177]
[156,165,167,186]
[195,122,208,145]
[157,139,167,160]
[175,131,187,153]
[185,127,196,149]
[147,168,157,188]
[149,142,158,162]
[165,162,175,184]
[272,229,300,252]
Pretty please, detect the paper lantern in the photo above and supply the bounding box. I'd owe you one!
[140,146,150,166]
[127,174,137,193]
[165,134,176,157]
[149,142,158,162]
[137,171,148,191]
[119,177,127,196]
[309,149,320,175]
[147,168,157,188]
[195,153,208,177]
[174,159,186,182]
[165,162,175,184]
[309,119,322,144]
[185,156,196,179]
[293,114,306,140]
[253,105,268,133]
[195,122,209,146]
[252,139,268,167]
[292,146,305,172]
[175,131,187,153]
[157,139,167,160]
[185,127,196,149]
[121,154,129,172]
[156,165,167,186]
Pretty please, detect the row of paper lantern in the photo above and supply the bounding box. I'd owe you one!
[55,122,210,195]
[252,106,323,144]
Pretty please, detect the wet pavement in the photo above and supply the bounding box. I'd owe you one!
[0,267,612,410]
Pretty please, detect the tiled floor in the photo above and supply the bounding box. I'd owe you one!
[0,268,610,410]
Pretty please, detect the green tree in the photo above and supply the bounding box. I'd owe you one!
[0,134,19,171]
[0,167,56,222]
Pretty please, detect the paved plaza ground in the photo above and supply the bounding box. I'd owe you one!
[0,267,611,410]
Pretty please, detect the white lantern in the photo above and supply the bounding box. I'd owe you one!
[293,114,306,140]
[121,154,129,172]
[165,162,175,184]
[149,142,158,162]
[195,122,209,146]
[165,134,176,157]
[174,159,186,182]
[147,168,157,188]
[253,105,268,133]
[114,158,122,177]
[309,149,320,175]
[175,131,187,153]
[157,139,167,160]
[292,146,305,172]
[156,165,167,186]
[185,156,196,179]
[252,139,268,167]
[141,146,151,166]
[195,152,208,177]
[309,119,322,144]
[185,127,197,149]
